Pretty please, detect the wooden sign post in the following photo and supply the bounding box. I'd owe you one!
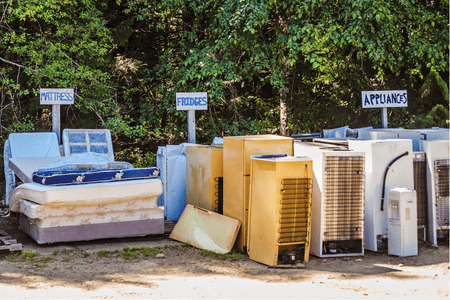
[361,90,408,128]
[40,88,74,143]
[176,92,208,143]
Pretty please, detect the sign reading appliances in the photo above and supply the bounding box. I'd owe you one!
[176,92,207,111]
[361,90,407,109]
[40,88,74,105]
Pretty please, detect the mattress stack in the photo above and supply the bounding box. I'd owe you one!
[9,179,164,244]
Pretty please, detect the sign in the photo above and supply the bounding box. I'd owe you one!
[40,88,74,105]
[176,92,207,111]
[361,90,407,109]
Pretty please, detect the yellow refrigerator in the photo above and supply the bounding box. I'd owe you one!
[223,135,293,252]
[247,155,313,267]
[186,145,223,213]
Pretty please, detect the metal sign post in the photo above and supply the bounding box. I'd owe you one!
[40,88,74,143]
[361,90,408,128]
[176,92,208,144]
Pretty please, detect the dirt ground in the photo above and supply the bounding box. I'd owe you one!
[1,210,449,300]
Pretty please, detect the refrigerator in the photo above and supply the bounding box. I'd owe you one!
[223,135,294,252]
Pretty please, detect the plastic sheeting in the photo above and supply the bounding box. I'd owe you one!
[8,132,61,158]
[157,143,201,221]
[322,126,348,138]
[3,132,61,205]
[39,152,115,170]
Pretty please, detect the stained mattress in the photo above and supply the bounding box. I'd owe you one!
[20,215,164,244]
[9,178,163,212]
[22,205,163,228]
[19,198,158,218]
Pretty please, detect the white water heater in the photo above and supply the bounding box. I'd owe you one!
[347,139,414,252]
[387,188,418,257]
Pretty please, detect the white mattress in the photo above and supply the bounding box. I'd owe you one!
[25,207,164,228]
[19,198,158,218]
[9,178,163,212]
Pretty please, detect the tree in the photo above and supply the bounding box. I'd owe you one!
[0,0,117,136]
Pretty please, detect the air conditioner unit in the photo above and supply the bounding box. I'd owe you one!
[420,140,450,244]
[294,142,365,257]
[247,155,312,267]
[358,129,421,151]
[223,135,294,252]
[347,139,414,252]
[186,145,223,213]
[413,152,428,241]
[413,128,449,142]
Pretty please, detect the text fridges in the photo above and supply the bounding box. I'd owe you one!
[223,135,294,252]
[176,92,207,110]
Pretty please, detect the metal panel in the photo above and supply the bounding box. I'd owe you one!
[413,153,428,229]
[322,155,364,242]
[434,159,449,229]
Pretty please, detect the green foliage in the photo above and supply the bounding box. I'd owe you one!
[114,147,156,167]
[0,0,447,158]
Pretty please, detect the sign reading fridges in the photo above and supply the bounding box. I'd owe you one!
[176,92,207,111]
[40,88,74,105]
[361,90,408,109]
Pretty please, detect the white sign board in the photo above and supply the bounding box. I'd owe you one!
[176,92,207,111]
[361,90,407,108]
[40,88,74,105]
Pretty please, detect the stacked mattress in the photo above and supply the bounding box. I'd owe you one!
[9,176,164,244]
[6,130,166,244]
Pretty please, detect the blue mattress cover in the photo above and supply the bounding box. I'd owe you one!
[32,166,160,186]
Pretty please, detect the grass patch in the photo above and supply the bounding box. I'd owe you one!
[53,250,59,256]
[122,247,140,259]
[98,250,111,257]
[200,249,247,260]
[180,243,192,253]
[22,251,40,263]
[40,256,52,262]
[83,252,90,258]
[6,252,20,262]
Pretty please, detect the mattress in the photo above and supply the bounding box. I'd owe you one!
[19,197,158,218]
[20,215,164,244]
[32,166,160,186]
[24,207,164,228]
[9,179,163,212]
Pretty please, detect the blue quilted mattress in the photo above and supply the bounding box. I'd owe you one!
[32,167,160,186]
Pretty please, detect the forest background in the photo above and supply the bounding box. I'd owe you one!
[0,0,448,168]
